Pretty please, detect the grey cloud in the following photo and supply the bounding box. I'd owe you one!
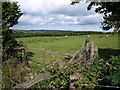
[20,2,95,17]
[78,14,102,25]
[18,14,57,26]
[50,3,95,16]
[12,0,103,31]
[54,14,102,25]
[18,13,102,27]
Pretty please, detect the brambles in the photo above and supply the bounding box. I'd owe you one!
[100,55,120,86]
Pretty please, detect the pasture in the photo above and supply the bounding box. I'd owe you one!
[17,34,119,52]
[17,34,119,69]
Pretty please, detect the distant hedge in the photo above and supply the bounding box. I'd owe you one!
[12,29,111,38]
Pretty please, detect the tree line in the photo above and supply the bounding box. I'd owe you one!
[12,30,110,38]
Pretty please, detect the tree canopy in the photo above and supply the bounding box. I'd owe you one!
[71,0,120,31]
[2,2,23,30]
[88,1,120,31]
[2,1,23,61]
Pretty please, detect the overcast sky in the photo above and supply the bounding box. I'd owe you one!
[11,0,104,31]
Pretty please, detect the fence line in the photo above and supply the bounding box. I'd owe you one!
[67,45,84,64]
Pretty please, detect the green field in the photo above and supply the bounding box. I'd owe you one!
[17,34,119,68]
[17,34,119,52]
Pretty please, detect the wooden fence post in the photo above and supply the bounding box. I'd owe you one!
[13,72,50,89]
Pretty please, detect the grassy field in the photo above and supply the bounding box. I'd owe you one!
[16,34,119,75]
[17,34,119,52]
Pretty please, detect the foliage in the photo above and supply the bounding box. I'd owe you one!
[26,52,35,61]
[2,2,23,29]
[2,2,23,61]
[30,55,120,89]
[30,53,105,89]
[73,58,105,88]
[87,1,120,31]
[99,55,120,86]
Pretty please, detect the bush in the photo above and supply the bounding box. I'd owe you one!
[100,55,120,86]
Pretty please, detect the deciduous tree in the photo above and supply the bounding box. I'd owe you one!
[2,1,23,61]
[71,0,120,31]
[87,1,120,31]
